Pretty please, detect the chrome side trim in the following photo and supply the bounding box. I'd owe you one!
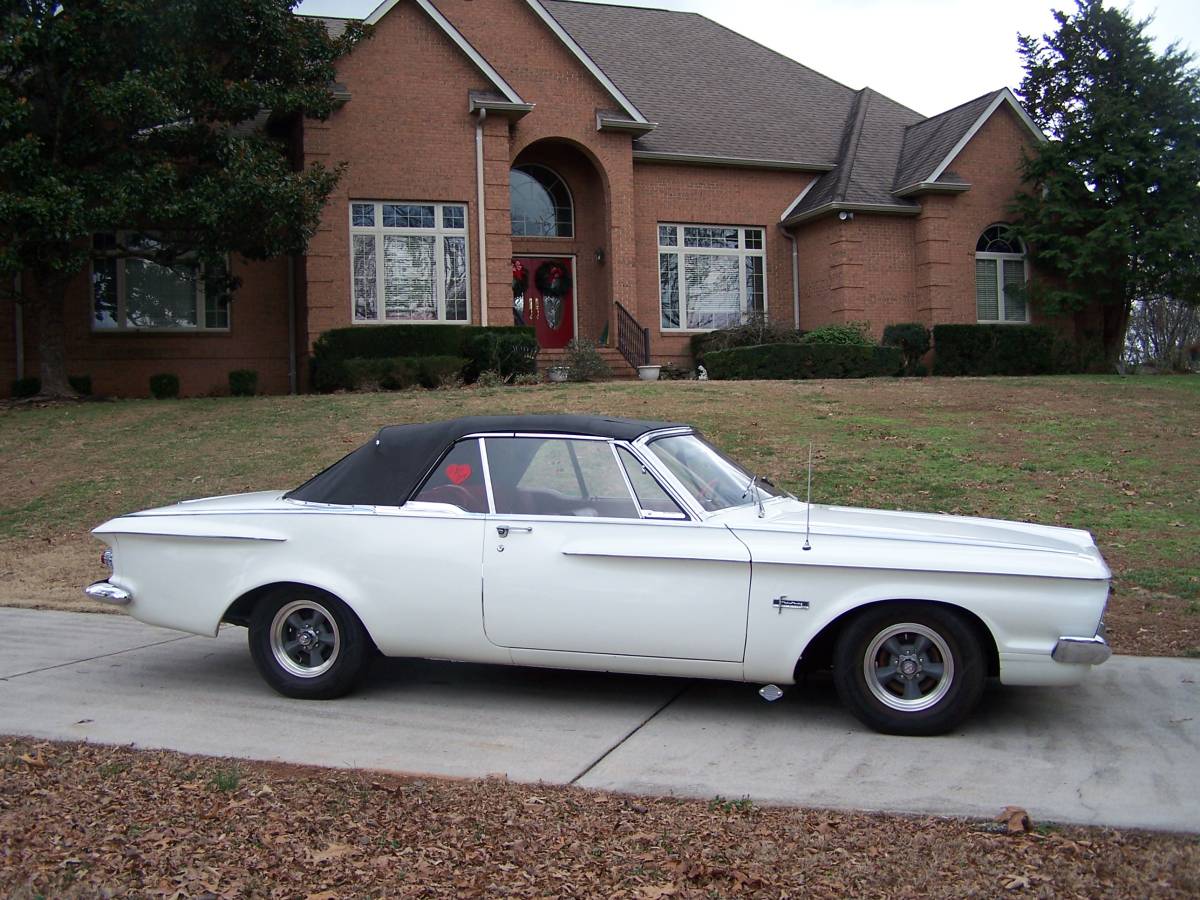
[97,531,286,542]
[1052,635,1112,665]
[85,580,132,606]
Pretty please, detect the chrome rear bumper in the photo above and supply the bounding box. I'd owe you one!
[85,580,132,606]
[1052,634,1111,665]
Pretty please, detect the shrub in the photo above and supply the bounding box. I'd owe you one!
[511,372,542,386]
[68,375,93,396]
[228,369,258,397]
[658,362,693,380]
[418,355,467,388]
[462,331,538,382]
[932,324,1057,376]
[797,322,873,346]
[312,357,352,393]
[474,369,507,388]
[342,358,412,391]
[310,324,534,390]
[565,339,611,382]
[881,323,932,375]
[149,373,180,399]
[691,321,804,359]
[704,343,903,380]
[11,376,40,398]
[338,356,465,391]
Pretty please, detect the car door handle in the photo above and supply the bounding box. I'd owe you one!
[496,525,533,538]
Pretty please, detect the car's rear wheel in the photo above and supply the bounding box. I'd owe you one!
[248,588,369,700]
[833,603,985,736]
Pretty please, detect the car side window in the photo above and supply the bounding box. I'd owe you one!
[617,447,687,518]
[411,439,489,513]
[485,437,640,519]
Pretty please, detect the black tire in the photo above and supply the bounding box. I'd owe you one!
[248,587,370,700]
[833,603,985,736]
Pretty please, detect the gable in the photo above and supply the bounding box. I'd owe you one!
[359,0,525,104]
[894,89,1044,195]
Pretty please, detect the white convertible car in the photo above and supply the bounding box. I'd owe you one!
[87,415,1111,735]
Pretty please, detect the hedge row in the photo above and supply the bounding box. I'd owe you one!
[704,344,903,380]
[314,355,467,393]
[311,324,537,389]
[931,324,1056,376]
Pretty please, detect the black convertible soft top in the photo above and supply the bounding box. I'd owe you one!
[285,415,686,506]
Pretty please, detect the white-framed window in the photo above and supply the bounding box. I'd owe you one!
[510,165,573,238]
[657,224,766,331]
[349,201,470,324]
[91,232,229,331]
[975,224,1029,323]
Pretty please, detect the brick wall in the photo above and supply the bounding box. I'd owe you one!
[631,163,814,366]
[3,256,290,399]
[301,0,489,357]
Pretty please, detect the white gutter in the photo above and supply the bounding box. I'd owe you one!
[779,227,800,329]
[474,109,489,327]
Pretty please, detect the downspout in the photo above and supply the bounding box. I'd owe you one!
[12,275,23,379]
[779,226,800,329]
[474,109,489,327]
[286,256,297,394]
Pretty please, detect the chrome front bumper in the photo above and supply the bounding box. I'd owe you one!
[1052,633,1111,665]
[85,580,132,606]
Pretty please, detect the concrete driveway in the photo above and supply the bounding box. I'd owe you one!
[2,608,1197,832]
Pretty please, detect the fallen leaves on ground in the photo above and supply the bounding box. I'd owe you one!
[1,738,1198,898]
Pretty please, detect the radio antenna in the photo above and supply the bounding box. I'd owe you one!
[803,442,813,551]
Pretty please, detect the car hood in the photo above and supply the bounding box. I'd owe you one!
[726,500,1111,581]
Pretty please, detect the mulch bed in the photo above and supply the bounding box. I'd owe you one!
[1,738,1197,898]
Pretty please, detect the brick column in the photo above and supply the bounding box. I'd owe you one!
[914,195,954,326]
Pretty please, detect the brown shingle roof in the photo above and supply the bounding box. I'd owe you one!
[541,0,860,168]
[893,90,1004,191]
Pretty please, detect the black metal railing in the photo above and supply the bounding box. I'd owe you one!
[615,302,651,369]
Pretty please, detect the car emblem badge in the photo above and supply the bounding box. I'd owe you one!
[772,596,809,614]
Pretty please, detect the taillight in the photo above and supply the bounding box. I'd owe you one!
[101,548,113,570]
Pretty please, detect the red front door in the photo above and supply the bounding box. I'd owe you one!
[512,257,574,349]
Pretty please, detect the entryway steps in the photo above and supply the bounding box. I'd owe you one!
[538,347,638,380]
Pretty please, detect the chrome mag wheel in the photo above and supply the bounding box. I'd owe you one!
[269,599,341,679]
[862,622,955,712]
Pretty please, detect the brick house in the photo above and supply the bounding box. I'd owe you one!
[4,0,1059,396]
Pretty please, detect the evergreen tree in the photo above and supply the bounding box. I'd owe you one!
[1013,0,1200,363]
[0,1,367,395]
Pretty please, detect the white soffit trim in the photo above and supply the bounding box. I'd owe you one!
[926,88,1046,184]
[780,179,818,222]
[524,0,649,124]
[364,0,526,105]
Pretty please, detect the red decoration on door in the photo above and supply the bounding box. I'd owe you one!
[446,464,472,485]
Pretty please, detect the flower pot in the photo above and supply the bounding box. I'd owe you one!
[637,365,662,382]
[547,366,570,383]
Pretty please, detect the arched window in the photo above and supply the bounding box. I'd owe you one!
[510,165,574,238]
[975,224,1028,323]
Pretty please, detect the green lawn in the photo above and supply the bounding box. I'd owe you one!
[1,375,1196,656]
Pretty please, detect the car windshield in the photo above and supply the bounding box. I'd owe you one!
[647,434,778,512]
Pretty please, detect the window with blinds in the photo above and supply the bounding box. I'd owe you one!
[349,202,470,324]
[657,224,766,331]
[974,225,1028,323]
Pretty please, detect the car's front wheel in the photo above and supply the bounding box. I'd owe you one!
[833,603,985,736]
[248,588,370,700]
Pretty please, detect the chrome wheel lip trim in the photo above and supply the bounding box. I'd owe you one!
[863,622,955,713]
[269,599,340,679]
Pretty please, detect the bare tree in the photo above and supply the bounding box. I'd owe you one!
[1125,296,1200,370]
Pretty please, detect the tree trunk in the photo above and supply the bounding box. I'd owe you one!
[34,274,76,398]
[1100,301,1131,369]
